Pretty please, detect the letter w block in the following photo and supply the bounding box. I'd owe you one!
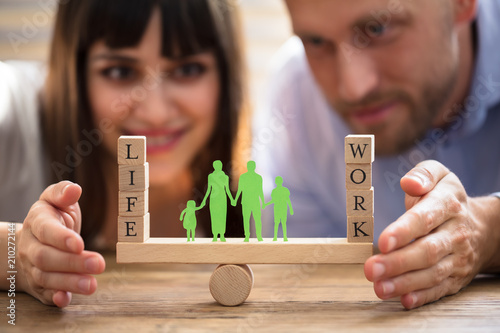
[345,135,374,163]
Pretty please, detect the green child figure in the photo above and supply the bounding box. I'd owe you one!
[179,200,204,242]
[264,176,294,242]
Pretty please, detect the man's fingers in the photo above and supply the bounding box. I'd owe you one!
[372,255,455,300]
[365,231,453,281]
[29,244,105,274]
[400,276,462,310]
[400,160,450,197]
[378,175,463,253]
[28,203,84,253]
[30,267,98,295]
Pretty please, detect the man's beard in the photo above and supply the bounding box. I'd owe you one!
[332,67,459,156]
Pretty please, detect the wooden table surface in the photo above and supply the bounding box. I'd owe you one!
[2,252,500,333]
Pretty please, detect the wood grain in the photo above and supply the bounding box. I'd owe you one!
[118,189,149,217]
[209,264,254,306]
[116,238,373,264]
[346,163,372,190]
[117,136,146,165]
[347,216,374,243]
[117,213,150,242]
[118,163,149,191]
[346,188,374,217]
[345,134,375,163]
[3,252,500,332]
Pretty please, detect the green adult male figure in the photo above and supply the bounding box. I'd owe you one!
[233,161,264,242]
[264,176,294,242]
[202,160,234,242]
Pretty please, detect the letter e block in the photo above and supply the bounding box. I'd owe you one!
[119,189,149,216]
[118,136,146,165]
[118,213,150,242]
[346,188,373,217]
[345,135,374,163]
[119,163,149,191]
[346,163,372,190]
[347,216,374,243]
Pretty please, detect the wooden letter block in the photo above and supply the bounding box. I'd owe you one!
[345,135,374,163]
[118,213,150,242]
[119,163,149,191]
[347,216,374,243]
[118,136,146,165]
[346,188,373,217]
[346,163,372,190]
[119,188,149,216]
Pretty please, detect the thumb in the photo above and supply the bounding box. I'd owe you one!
[39,181,82,232]
[400,160,450,197]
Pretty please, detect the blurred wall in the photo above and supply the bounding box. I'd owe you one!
[0,0,292,107]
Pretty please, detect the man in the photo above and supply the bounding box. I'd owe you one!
[254,0,500,309]
[233,161,265,242]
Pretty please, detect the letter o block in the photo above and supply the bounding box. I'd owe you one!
[346,163,372,190]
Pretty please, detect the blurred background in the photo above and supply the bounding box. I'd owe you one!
[0,0,292,108]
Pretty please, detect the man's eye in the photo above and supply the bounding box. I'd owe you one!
[171,63,206,78]
[101,66,135,80]
[366,23,387,37]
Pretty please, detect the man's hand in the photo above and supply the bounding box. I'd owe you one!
[17,181,106,308]
[364,160,499,309]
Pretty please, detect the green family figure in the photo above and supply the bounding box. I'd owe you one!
[179,160,293,242]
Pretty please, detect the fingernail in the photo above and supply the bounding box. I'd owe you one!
[372,262,385,280]
[382,280,395,295]
[387,236,397,252]
[66,237,78,253]
[62,183,71,196]
[85,257,99,273]
[78,278,91,292]
[411,292,417,306]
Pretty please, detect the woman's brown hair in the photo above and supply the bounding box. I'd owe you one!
[43,0,245,242]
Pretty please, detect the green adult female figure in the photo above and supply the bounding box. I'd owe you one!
[201,160,234,242]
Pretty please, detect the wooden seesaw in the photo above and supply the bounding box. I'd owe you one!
[116,135,375,306]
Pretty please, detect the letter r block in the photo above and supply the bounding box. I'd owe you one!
[118,136,146,165]
[119,162,149,191]
[346,163,372,190]
[347,216,374,243]
[119,188,149,217]
[346,188,373,217]
[118,213,150,242]
[345,135,374,163]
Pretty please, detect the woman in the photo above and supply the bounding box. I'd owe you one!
[0,0,246,307]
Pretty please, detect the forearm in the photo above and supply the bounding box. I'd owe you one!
[470,196,500,273]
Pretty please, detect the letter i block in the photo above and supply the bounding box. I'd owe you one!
[119,162,149,191]
[346,188,373,217]
[346,163,372,190]
[118,136,146,165]
[119,189,149,217]
[347,216,374,243]
[345,135,374,163]
[118,213,150,242]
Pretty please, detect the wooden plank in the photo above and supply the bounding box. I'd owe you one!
[116,238,373,264]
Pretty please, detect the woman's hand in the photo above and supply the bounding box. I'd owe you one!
[17,181,105,307]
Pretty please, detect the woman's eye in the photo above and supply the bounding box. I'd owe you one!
[101,66,135,80]
[303,36,326,47]
[171,63,206,78]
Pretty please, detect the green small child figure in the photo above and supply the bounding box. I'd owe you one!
[180,200,204,242]
[264,176,294,242]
